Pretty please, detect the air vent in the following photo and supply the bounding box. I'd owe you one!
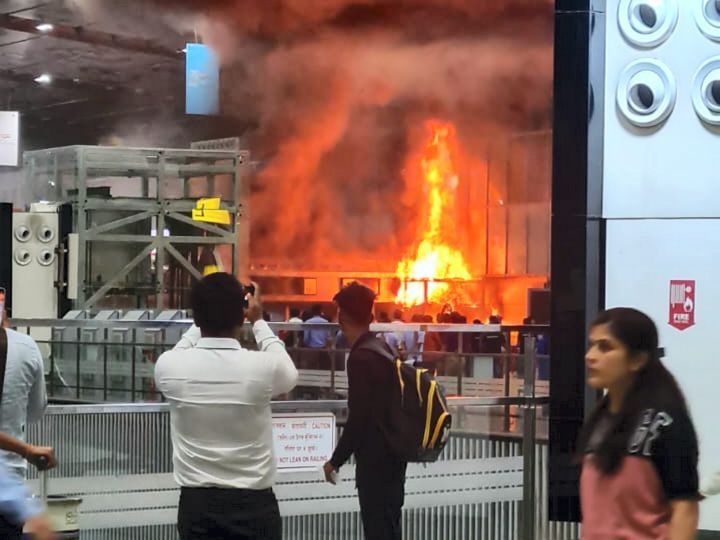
[696,0,720,41]
[14,249,31,266]
[692,57,720,125]
[617,59,676,127]
[38,225,55,243]
[37,249,55,266]
[14,225,31,243]
[619,0,679,47]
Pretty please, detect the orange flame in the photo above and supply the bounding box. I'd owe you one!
[396,122,472,306]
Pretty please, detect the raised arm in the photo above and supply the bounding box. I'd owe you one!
[173,324,201,350]
[252,320,298,396]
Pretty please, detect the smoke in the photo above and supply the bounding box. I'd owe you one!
[227,2,552,268]
[97,0,555,270]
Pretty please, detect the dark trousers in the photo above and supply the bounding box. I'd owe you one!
[178,486,281,540]
[0,514,22,539]
[357,476,405,540]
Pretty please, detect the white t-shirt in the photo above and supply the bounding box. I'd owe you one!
[0,329,47,479]
[154,321,298,490]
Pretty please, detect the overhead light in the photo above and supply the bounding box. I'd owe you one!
[34,73,52,84]
[35,23,54,32]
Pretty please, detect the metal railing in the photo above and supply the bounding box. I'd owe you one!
[10,319,550,405]
[7,318,577,538]
[23,398,579,540]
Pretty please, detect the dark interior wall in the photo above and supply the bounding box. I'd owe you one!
[0,203,12,313]
[22,112,249,151]
[549,0,606,522]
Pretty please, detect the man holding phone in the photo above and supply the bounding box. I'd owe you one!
[154,273,298,540]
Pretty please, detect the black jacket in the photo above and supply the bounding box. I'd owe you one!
[330,333,405,486]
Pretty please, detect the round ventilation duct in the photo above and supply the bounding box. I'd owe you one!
[14,249,31,266]
[617,59,676,127]
[14,225,31,243]
[619,0,679,47]
[38,225,55,243]
[692,57,720,125]
[695,0,720,41]
[37,249,55,266]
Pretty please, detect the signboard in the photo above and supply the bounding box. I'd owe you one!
[185,44,219,115]
[0,111,19,167]
[273,413,336,472]
[669,280,695,331]
[192,197,230,225]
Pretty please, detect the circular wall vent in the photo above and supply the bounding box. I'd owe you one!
[692,57,720,125]
[619,0,679,47]
[38,225,55,243]
[617,59,677,127]
[37,249,55,266]
[14,249,31,266]
[695,0,720,41]
[14,225,31,243]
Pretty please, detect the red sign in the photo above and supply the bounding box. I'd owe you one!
[669,280,695,331]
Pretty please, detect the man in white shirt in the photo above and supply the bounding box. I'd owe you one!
[154,273,298,540]
[0,319,54,539]
[0,328,49,477]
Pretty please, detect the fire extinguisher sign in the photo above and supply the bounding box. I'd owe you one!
[669,280,695,331]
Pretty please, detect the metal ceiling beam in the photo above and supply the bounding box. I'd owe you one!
[3,3,51,16]
[0,14,182,59]
[0,68,114,93]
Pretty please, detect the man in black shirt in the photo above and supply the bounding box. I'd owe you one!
[323,282,406,540]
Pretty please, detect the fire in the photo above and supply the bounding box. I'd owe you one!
[396,122,472,306]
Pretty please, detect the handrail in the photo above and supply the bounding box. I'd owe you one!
[10,318,549,334]
[40,395,548,415]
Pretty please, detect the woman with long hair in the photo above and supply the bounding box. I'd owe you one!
[579,308,699,539]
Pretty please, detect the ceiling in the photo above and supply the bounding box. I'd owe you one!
[0,0,240,150]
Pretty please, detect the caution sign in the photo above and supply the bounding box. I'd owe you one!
[192,198,231,225]
[669,280,695,331]
[272,413,336,472]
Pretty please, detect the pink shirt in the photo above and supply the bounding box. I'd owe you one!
[580,407,698,540]
[581,456,670,539]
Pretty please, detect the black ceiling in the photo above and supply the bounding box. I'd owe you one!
[0,0,241,150]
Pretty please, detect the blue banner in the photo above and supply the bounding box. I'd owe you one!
[185,44,219,115]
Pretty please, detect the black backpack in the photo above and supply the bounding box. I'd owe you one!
[359,338,452,463]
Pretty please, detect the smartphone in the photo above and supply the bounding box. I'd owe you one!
[242,283,256,309]
[0,287,5,326]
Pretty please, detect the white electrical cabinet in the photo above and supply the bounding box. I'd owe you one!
[11,204,62,319]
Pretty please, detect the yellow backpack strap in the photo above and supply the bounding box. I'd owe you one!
[430,412,450,448]
[396,359,405,396]
[416,369,424,405]
[422,381,437,448]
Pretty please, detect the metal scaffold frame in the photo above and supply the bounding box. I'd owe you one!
[23,145,252,310]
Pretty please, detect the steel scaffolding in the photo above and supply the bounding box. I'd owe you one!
[23,145,251,310]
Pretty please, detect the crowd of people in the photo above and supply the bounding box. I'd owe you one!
[279,304,549,380]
